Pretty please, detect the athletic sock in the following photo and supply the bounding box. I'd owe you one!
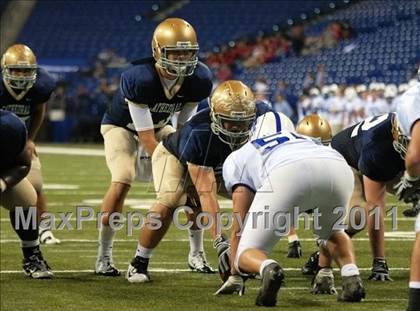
[188,229,204,255]
[98,225,116,259]
[259,259,278,277]
[341,263,360,277]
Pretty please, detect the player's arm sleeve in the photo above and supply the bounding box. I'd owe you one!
[222,153,256,194]
[177,102,198,127]
[127,99,154,131]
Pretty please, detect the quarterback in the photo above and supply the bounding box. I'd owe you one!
[1,44,59,245]
[96,18,214,276]
[217,112,365,306]
[0,110,53,278]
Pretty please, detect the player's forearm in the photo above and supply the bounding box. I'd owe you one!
[28,103,46,141]
[406,153,420,178]
[229,223,240,274]
[137,129,159,155]
[198,192,220,239]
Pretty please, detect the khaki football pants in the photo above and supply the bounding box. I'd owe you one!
[101,124,175,185]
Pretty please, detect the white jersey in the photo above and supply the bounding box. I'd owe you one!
[223,131,346,193]
[396,82,420,137]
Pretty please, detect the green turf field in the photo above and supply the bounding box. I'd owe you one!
[0,148,416,310]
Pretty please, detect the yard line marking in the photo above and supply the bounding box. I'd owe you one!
[0,267,410,274]
[43,184,80,190]
[37,146,104,156]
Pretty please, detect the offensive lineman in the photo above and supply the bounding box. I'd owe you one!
[0,110,53,278]
[125,80,269,283]
[96,18,214,275]
[394,80,420,311]
[218,112,365,306]
[1,44,59,245]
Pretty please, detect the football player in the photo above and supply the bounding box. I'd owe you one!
[96,18,214,276]
[216,112,365,306]
[0,110,53,278]
[303,109,418,282]
[125,80,269,283]
[1,44,59,245]
[394,79,420,311]
[295,114,333,268]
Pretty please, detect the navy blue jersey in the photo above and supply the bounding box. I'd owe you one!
[102,57,212,132]
[0,110,27,171]
[331,113,405,182]
[163,102,273,168]
[0,67,56,125]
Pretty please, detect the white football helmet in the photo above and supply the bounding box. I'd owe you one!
[250,111,295,141]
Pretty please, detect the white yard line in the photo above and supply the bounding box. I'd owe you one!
[37,146,104,156]
[0,267,409,274]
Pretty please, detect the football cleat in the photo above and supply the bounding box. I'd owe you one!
[287,240,303,258]
[95,257,120,276]
[126,256,150,283]
[337,275,366,302]
[255,262,285,307]
[39,229,61,245]
[23,253,53,279]
[188,251,215,274]
[301,251,320,275]
[311,267,337,295]
[368,258,393,281]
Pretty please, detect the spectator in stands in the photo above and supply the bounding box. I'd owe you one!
[97,48,127,68]
[288,22,305,56]
[215,64,233,82]
[273,93,294,119]
[302,70,315,91]
[315,64,327,88]
[253,77,271,107]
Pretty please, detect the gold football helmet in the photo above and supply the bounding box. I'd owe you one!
[210,80,256,149]
[152,18,198,77]
[296,114,332,145]
[1,44,37,90]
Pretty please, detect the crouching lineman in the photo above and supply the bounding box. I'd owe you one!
[1,44,59,244]
[96,18,214,275]
[216,112,365,306]
[126,80,274,283]
[394,79,420,311]
[0,110,53,278]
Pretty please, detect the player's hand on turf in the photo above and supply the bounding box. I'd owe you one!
[214,275,245,296]
[368,271,393,281]
[394,171,419,202]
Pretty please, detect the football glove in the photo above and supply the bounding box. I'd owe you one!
[214,274,245,296]
[394,171,419,203]
[213,235,231,281]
